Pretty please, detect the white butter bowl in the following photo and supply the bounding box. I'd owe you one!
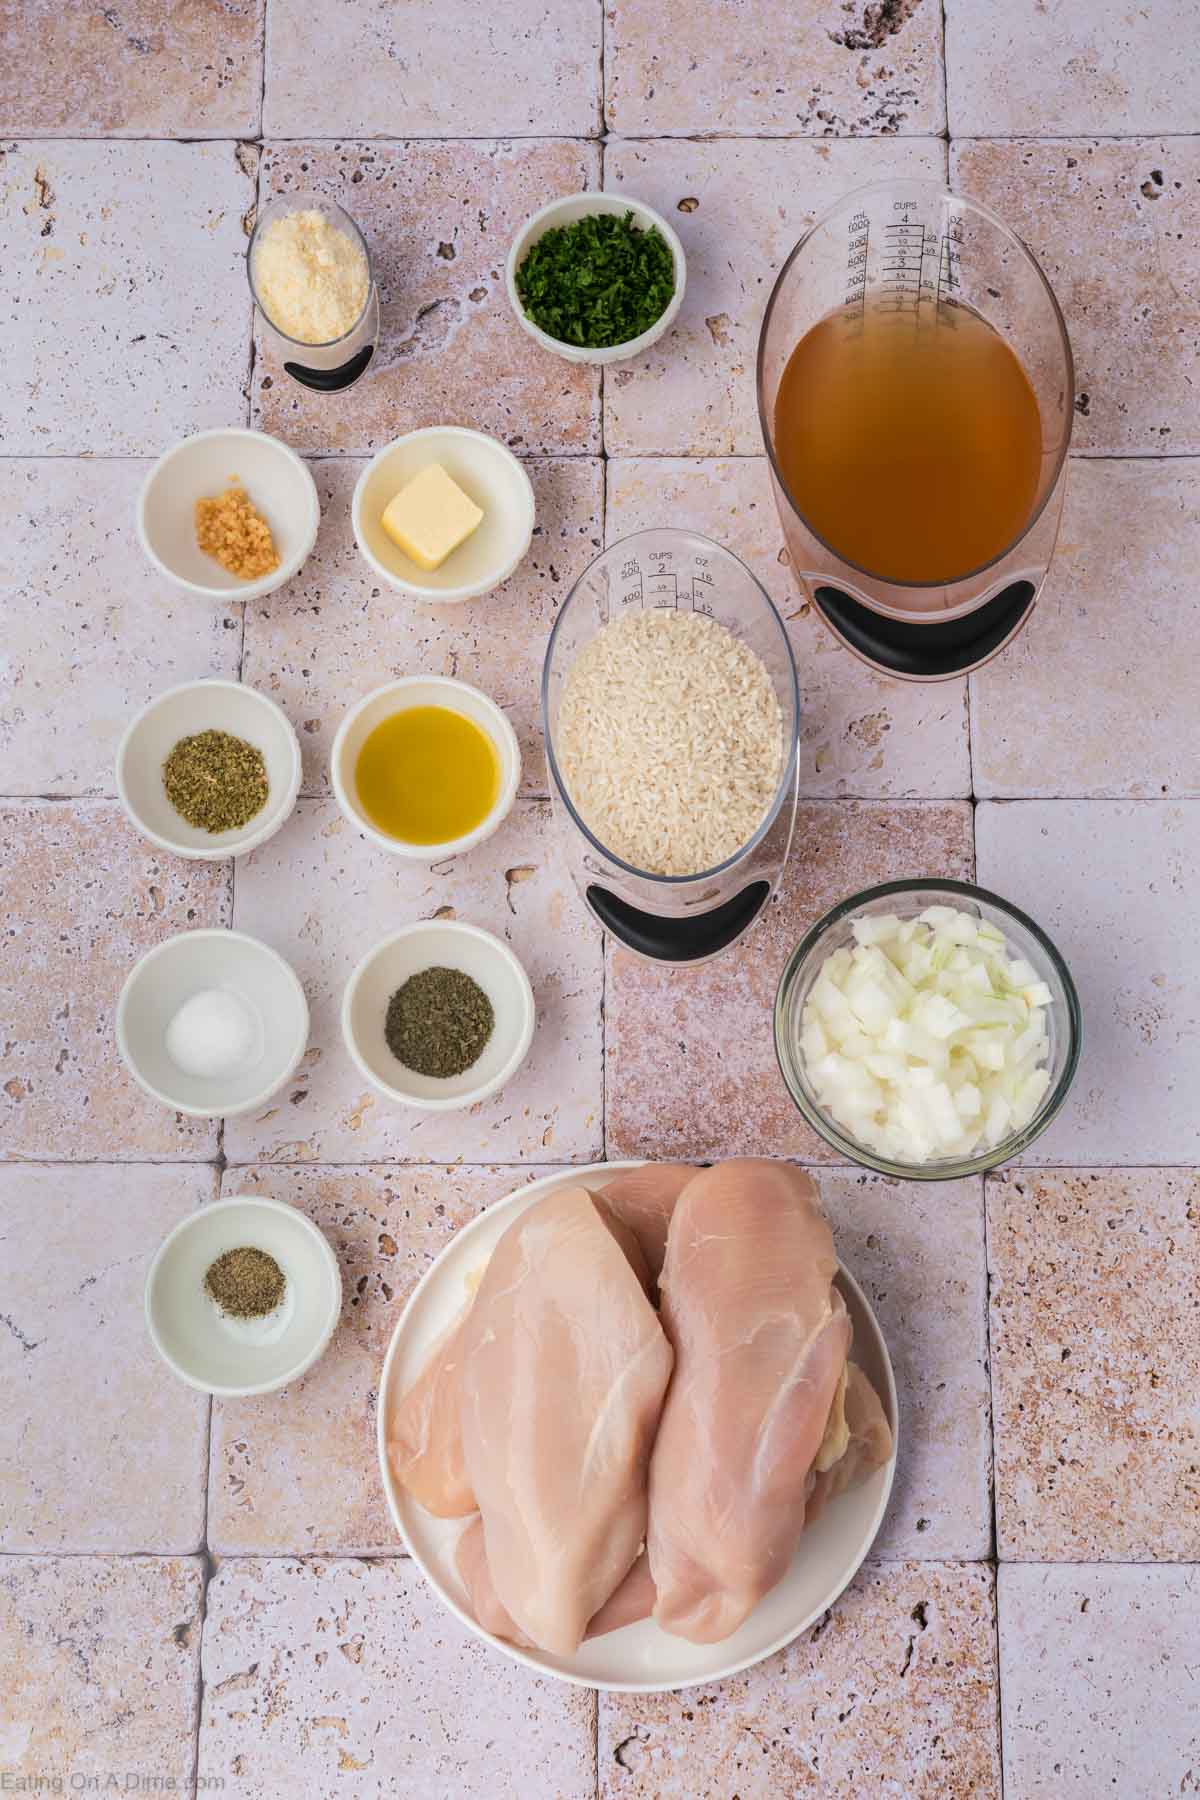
[116,678,302,860]
[145,1194,342,1397]
[352,427,535,602]
[117,928,309,1119]
[342,920,535,1112]
[505,192,687,366]
[137,427,320,603]
[331,675,520,861]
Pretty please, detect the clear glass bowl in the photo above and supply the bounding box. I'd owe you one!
[774,879,1082,1180]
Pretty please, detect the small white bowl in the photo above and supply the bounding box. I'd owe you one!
[145,1194,342,1397]
[342,921,535,1112]
[117,928,309,1119]
[116,678,302,860]
[505,191,687,366]
[352,427,535,602]
[137,427,320,603]
[331,675,520,862]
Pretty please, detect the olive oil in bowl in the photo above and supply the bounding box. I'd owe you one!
[355,705,499,846]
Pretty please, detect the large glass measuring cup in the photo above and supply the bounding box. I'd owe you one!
[757,179,1074,679]
[542,529,799,963]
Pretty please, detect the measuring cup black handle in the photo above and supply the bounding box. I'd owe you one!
[813,581,1037,679]
[586,882,772,963]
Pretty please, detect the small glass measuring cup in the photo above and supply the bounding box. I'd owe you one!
[542,528,799,963]
[757,179,1074,679]
[247,191,380,394]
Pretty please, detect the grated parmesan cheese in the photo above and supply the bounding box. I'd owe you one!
[253,208,369,345]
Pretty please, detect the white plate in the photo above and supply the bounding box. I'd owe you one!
[377,1161,898,1692]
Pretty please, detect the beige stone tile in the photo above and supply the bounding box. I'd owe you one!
[0,802,229,1161]
[998,1565,1200,1798]
[821,1172,990,1560]
[0,460,243,796]
[988,1168,1200,1562]
[0,1164,213,1552]
[972,459,1200,799]
[264,0,600,137]
[605,801,973,1161]
[199,1557,595,1797]
[600,1562,1000,1798]
[951,139,1200,455]
[0,142,255,456]
[946,0,1200,136]
[975,800,1200,1164]
[226,798,603,1163]
[210,1163,562,1553]
[606,0,945,136]
[251,141,601,455]
[0,1556,202,1783]
[242,457,602,799]
[602,136,946,456]
[606,457,970,798]
[0,0,264,135]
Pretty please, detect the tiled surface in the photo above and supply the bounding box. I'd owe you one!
[0,1557,202,1783]
[226,798,603,1164]
[998,1565,1200,1797]
[945,0,1200,137]
[0,802,229,1161]
[971,459,1200,799]
[605,0,946,137]
[607,458,970,798]
[0,1164,214,1553]
[602,135,946,455]
[0,141,256,456]
[976,800,1200,1165]
[242,457,603,798]
[251,140,602,455]
[987,1168,1200,1563]
[199,1557,596,1796]
[606,801,974,1161]
[0,460,243,795]
[951,138,1200,456]
[6,2,1200,1792]
[0,0,265,136]
[599,1562,1001,1798]
[823,1173,991,1560]
[209,1163,559,1553]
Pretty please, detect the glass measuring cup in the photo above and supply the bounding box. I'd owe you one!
[757,179,1074,678]
[542,529,799,963]
[247,192,380,394]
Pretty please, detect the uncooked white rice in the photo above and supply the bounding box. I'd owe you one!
[555,607,784,877]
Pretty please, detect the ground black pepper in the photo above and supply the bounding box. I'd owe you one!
[384,966,494,1079]
[204,1245,286,1319]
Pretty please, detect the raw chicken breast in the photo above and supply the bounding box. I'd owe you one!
[804,1362,893,1528]
[386,1305,475,1518]
[456,1518,656,1645]
[598,1163,697,1280]
[648,1159,851,1644]
[460,1186,674,1656]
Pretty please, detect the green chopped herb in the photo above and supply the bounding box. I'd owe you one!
[515,210,675,349]
[162,728,268,835]
[385,966,494,1080]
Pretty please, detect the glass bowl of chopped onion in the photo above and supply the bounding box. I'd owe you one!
[774,880,1081,1179]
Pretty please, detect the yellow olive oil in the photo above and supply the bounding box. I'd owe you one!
[355,705,499,845]
[773,304,1043,586]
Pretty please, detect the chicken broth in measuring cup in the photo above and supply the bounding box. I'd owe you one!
[773,304,1043,587]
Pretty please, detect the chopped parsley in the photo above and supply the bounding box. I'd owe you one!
[515,210,676,349]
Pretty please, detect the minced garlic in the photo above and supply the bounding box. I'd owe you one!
[195,479,279,581]
[253,208,369,344]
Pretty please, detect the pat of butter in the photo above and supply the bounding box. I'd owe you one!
[381,463,484,572]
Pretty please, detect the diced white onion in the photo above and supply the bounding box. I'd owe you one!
[800,907,1055,1164]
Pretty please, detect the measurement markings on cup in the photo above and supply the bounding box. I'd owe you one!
[880,220,932,316]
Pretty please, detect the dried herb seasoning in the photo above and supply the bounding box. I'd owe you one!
[384,966,494,1079]
[163,728,269,834]
[515,210,675,349]
[204,1245,286,1319]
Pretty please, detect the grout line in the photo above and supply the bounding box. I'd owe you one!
[10,128,1198,144]
[3,448,1199,465]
